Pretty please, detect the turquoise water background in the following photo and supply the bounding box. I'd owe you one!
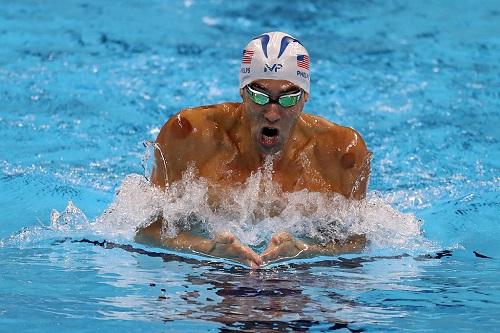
[1,0,499,331]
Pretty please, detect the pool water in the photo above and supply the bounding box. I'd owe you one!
[1,0,499,332]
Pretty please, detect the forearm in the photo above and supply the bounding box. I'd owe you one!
[135,220,261,267]
[300,234,367,257]
[135,220,215,255]
[160,231,216,254]
[309,235,366,255]
[261,232,367,265]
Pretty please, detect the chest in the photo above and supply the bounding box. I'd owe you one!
[197,148,344,194]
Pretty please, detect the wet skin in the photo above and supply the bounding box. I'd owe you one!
[136,79,371,268]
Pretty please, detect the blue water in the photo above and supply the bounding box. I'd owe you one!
[1,0,499,332]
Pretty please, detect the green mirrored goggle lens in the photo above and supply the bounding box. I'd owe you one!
[278,94,301,107]
[246,86,301,107]
[252,91,269,105]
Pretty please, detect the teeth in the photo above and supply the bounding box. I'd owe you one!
[261,132,278,146]
[260,127,279,147]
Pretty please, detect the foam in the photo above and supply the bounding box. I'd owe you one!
[89,155,433,253]
[2,155,435,254]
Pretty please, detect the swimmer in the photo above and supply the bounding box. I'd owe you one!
[136,32,371,268]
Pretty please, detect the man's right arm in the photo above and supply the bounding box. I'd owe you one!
[135,219,262,268]
[139,110,262,267]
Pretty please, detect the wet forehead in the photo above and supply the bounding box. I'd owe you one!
[250,79,300,94]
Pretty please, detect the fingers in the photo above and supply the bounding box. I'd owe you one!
[261,238,287,264]
[271,235,281,245]
[261,233,308,265]
[239,243,262,267]
[260,247,279,264]
[213,232,262,268]
[234,247,261,269]
[260,243,276,258]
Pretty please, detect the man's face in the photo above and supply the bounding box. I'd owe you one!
[240,79,308,155]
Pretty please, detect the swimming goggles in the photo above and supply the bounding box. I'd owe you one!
[246,85,302,107]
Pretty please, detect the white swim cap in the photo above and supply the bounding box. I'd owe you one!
[239,31,310,94]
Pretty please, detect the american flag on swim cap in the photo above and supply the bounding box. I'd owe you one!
[242,49,254,64]
[297,54,309,70]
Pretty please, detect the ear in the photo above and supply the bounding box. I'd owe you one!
[239,88,245,100]
[303,91,309,103]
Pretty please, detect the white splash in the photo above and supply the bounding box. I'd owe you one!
[50,201,90,231]
[90,158,433,253]
[1,158,434,254]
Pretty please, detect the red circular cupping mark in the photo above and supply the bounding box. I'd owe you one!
[340,153,355,169]
[171,116,193,139]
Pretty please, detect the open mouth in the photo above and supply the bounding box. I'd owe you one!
[260,127,280,147]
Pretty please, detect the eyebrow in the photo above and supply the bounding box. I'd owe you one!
[250,83,301,94]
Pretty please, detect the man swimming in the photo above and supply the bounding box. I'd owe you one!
[136,32,371,268]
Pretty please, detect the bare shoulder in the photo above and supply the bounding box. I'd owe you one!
[300,113,370,167]
[299,113,371,197]
[151,102,241,185]
[156,102,240,144]
[301,113,367,146]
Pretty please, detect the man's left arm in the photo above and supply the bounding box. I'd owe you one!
[260,232,366,265]
[260,128,371,265]
[313,125,371,199]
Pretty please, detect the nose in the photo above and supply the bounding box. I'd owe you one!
[263,103,281,123]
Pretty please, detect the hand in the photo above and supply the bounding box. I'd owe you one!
[260,232,309,265]
[209,231,262,269]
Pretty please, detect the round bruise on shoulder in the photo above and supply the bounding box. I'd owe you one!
[170,115,193,139]
[340,152,355,169]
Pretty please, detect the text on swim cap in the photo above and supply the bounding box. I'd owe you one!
[264,64,283,72]
[297,71,309,79]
